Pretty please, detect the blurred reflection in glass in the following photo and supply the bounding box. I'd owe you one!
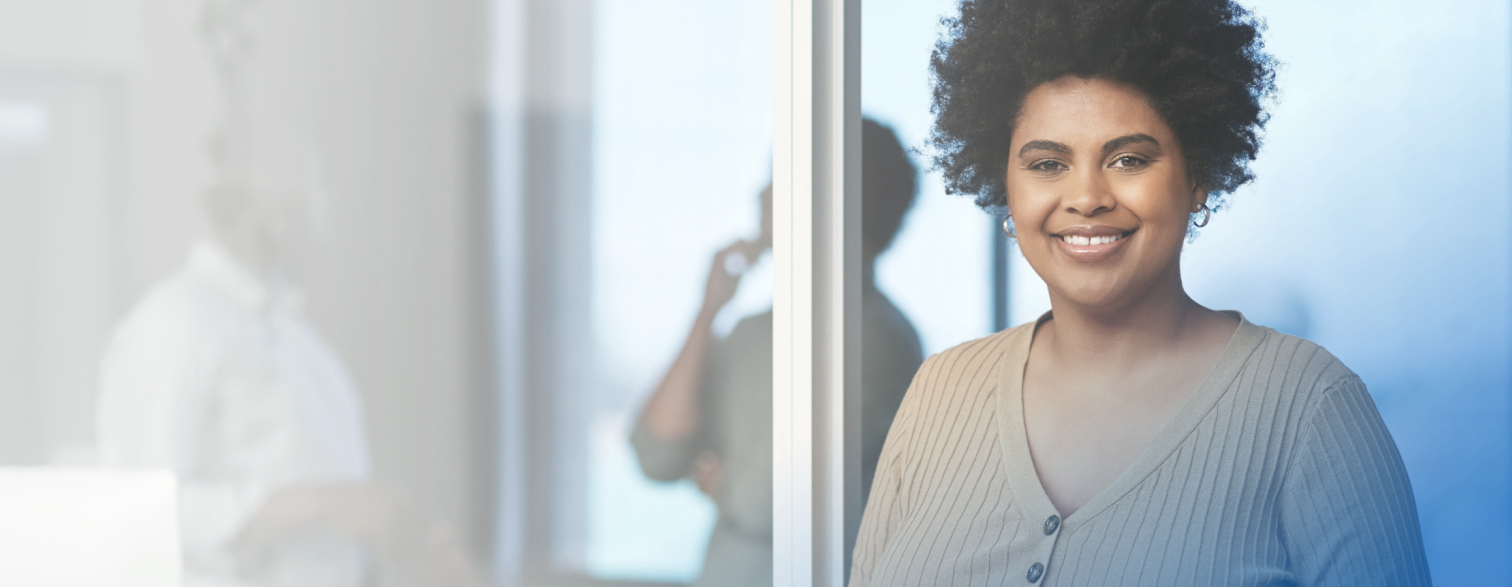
[863,0,995,360]
[856,120,927,511]
[630,119,923,587]
[96,2,478,586]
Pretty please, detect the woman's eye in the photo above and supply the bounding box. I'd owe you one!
[1110,155,1147,169]
[1030,160,1066,172]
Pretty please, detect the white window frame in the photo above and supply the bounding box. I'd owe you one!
[772,1,860,586]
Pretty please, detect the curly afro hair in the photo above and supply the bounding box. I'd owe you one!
[929,0,1277,214]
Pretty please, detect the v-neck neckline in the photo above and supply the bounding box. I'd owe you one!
[994,311,1268,536]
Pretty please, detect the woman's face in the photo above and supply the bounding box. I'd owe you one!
[1006,76,1207,312]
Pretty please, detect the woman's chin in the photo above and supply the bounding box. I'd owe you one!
[1048,280,1136,312]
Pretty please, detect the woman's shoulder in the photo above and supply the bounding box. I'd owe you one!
[922,322,1029,372]
[878,324,1026,467]
[1236,320,1369,419]
[904,322,1030,401]
[1248,321,1350,376]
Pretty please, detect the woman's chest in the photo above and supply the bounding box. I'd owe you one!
[873,411,1296,587]
[1021,390,1188,518]
[1020,355,1212,517]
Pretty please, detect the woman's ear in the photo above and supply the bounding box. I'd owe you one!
[1190,181,1211,213]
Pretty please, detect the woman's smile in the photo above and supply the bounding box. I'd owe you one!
[1050,225,1136,263]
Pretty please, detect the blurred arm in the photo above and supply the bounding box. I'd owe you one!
[632,241,756,480]
[636,300,719,443]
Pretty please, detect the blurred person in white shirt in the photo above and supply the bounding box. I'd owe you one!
[96,1,479,585]
[96,141,479,587]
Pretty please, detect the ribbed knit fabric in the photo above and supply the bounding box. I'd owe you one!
[849,314,1432,587]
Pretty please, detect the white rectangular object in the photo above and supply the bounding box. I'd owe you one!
[0,468,180,587]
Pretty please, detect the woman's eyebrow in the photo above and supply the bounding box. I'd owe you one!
[1103,133,1160,153]
[1018,139,1071,157]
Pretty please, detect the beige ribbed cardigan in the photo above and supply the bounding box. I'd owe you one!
[849,315,1432,587]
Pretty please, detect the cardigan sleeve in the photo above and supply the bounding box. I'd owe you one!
[1279,375,1433,587]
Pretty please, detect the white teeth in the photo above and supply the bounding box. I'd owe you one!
[1061,233,1125,246]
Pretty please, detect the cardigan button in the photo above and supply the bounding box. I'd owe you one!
[1026,562,1044,583]
[1043,515,1060,535]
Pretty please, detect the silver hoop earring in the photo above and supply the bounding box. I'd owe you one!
[1002,216,1016,239]
[1193,204,1212,228]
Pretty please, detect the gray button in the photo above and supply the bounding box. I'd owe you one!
[1043,515,1060,535]
[1026,562,1044,583]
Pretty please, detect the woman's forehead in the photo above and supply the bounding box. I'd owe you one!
[1012,77,1173,148]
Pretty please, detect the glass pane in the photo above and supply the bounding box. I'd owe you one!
[0,2,496,586]
[863,0,995,360]
[859,1,1506,585]
[495,0,774,584]
[856,0,996,557]
[1006,1,1512,583]
[585,0,773,582]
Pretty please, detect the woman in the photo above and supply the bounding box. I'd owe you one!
[848,1,1431,585]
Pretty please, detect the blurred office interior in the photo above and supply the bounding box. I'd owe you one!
[0,0,1506,586]
[0,0,494,585]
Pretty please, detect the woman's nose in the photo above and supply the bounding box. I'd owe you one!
[1062,168,1116,216]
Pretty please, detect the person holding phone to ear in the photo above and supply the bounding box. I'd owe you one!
[634,119,925,587]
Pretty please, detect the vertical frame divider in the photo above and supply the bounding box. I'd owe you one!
[774,0,859,584]
[487,0,527,583]
[772,0,809,580]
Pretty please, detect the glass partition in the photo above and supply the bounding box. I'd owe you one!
[586,0,773,582]
[0,1,496,586]
[491,0,775,584]
[863,1,1508,584]
[862,0,995,360]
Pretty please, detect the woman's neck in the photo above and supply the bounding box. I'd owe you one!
[1039,271,1227,375]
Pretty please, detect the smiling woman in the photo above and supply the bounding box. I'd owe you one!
[847,1,1432,586]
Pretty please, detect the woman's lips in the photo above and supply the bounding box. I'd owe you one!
[1051,228,1133,262]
